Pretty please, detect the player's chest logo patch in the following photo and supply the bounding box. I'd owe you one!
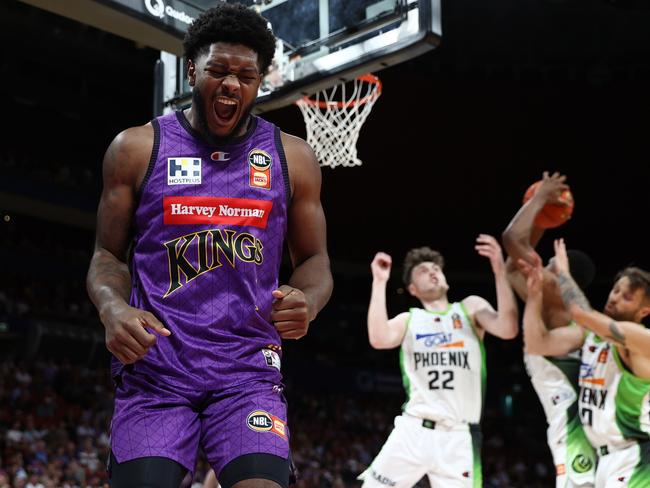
[248,149,272,190]
[168,157,201,185]
[416,331,453,348]
[451,313,463,329]
[210,151,230,162]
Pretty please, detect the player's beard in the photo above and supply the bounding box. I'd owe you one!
[604,307,636,322]
[192,89,254,145]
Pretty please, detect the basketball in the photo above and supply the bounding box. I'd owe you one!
[523,180,575,229]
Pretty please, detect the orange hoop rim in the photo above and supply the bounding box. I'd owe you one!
[299,74,382,109]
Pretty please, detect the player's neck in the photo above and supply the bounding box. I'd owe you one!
[420,296,450,312]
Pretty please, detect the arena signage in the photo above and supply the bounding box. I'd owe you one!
[106,0,200,33]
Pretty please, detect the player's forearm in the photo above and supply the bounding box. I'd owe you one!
[502,199,545,258]
[287,253,333,321]
[569,304,616,346]
[522,293,553,355]
[571,306,650,353]
[367,281,392,348]
[87,248,132,319]
[492,270,519,339]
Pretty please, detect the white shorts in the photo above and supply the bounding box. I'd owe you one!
[595,442,650,487]
[548,429,595,488]
[358,414,481,488]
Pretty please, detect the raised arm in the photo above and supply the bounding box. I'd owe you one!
[570,308,650,357]
[501,171,569,297]
[86,125,170,364]
[271,133,333,339]
[467,234,518,340]
[551,239,650,357]
[518,252,585,356]
[367,252,408,349]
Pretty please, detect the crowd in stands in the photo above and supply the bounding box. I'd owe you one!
[0,356,554,488]
[0,216,555,487]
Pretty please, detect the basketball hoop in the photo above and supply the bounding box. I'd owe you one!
[296,74,382,168]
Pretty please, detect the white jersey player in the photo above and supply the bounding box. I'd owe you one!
[503,171,597,487]
[518,250,597,487]
[360,235,518,488]
[549,239,650,487]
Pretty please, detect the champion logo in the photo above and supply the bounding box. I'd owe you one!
[211,151,230,162]
[164,196,273,228]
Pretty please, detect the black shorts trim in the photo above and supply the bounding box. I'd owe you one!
[218,453,289,488]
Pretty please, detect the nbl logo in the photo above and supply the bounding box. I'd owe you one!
[245,410,287,439]
[248,149,272,189]
[247,411,273,431]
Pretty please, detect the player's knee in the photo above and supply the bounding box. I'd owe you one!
[218,453,289,488]
[108,453,187,488]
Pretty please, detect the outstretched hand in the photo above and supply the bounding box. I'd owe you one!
[549,238,570,276]
[475,234,505,274]
[271,285,311,339]
[517,251,544,296]
[370,252,392,283]
[534,171,571,206]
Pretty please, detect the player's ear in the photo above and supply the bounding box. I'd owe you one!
[637,304,650,322]
[407,283,417,297]
[187,59,196,86]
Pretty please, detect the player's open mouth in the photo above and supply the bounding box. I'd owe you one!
[214,97,239,125]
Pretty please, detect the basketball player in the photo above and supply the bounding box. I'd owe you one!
[86,4,332,488]
[547,239,650,487]
[360,234,518,487]
[502,171,597,487]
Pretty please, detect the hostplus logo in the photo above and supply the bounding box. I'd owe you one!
[144,0,195,24]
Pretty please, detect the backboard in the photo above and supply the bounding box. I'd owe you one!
[248,0,442,113]
[165,0,441,114]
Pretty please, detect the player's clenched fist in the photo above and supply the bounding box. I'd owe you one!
[100,304,171,365]
[371,252,392,283]
[271,285,310,339]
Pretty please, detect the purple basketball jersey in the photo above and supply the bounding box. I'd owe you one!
[118,111,289,390]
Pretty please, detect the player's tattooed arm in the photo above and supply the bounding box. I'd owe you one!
[557,272,592,311]
[606,320,626,347]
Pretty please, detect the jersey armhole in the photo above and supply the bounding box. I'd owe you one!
[135,117,160,200]
[459,300,484,342]
[399,309,415,345]
[275,127,291,208]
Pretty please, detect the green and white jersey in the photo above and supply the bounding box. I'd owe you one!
[400,302,485,424]
[580,332,650,451]
[524,346,597,484]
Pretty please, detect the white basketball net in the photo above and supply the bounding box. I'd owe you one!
[296,74,382,168]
